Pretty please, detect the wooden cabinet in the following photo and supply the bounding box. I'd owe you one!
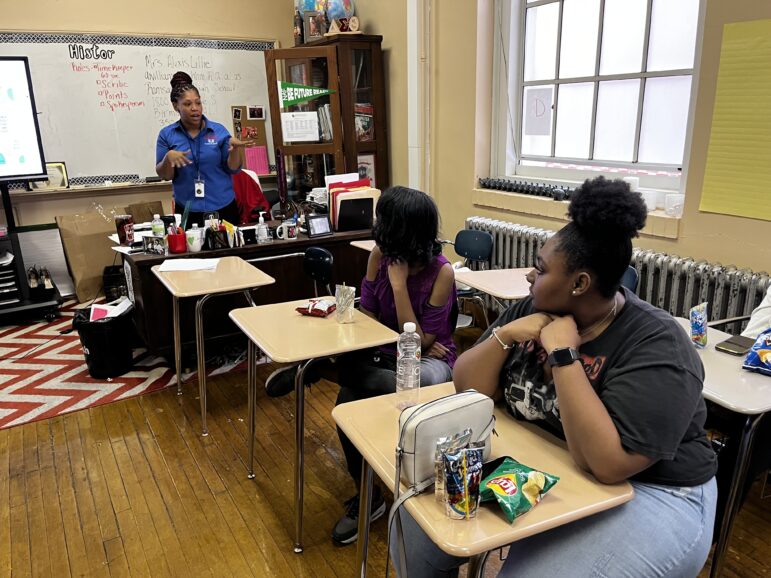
[265,34,388,197]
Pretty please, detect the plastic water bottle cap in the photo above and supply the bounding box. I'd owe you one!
[153,214,160,219]
[403,322,416,333]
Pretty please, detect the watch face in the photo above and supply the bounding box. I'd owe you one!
[550,347,579,366]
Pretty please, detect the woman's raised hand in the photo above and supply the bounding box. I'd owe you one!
[387,259,410,288]
[165,149,192,168]
[228,137,258,152]
[539,315,580,353]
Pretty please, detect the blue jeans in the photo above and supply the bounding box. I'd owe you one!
[392,477,717,578]
[337,348,453,483]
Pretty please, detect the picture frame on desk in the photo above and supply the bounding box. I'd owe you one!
[357,154,376,188]
[142,235,167,256]
[306,214,333,238]
[28,162,68,191]
[303,11,325,42]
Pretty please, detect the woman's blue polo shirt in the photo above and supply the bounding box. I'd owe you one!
[156,116,239,212]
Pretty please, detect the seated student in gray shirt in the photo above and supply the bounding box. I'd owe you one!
[393,177,718,578]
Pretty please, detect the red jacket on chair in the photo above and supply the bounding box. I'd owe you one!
[232,170,271,224]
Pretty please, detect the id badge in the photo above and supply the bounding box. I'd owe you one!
[194,179,205,198]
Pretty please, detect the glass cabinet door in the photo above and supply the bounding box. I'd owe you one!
[351,48,374,144]
[265,45,343,198]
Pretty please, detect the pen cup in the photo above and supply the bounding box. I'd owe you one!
[167,233,187,254]
[186,229,204,253]
[335,284,356,324]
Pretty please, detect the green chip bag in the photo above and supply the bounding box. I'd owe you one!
[480,457,559,523]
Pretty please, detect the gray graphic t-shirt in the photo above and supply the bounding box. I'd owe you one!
[477,288,717,486]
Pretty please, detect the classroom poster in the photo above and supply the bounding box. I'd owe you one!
[700,19,771,221]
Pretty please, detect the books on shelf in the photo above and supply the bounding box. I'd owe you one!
[354,103,374,141]
[317,103,333,142]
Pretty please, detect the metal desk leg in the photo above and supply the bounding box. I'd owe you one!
[243,289,257,307]
[468,551,490,578]
[710,413,764,578]
[356,462,375,578]
[294,359,312,554]
[195,293,214,436]
[173,296,183,395]
[247,339,256,479]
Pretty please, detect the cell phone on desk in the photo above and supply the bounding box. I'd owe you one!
[715,335,755,356]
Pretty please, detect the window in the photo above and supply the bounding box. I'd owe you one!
[494,0,702,190]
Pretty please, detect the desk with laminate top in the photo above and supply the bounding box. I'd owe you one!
[152,256,274,435]
[333,383,634,577]
[229,299,398,554]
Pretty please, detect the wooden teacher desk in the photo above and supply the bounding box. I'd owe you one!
[333,383,634,577]
[122,229,371,357]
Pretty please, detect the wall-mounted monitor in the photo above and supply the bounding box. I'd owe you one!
[0,56,46,183]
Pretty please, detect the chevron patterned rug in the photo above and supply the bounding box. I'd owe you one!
[0,299,176,430]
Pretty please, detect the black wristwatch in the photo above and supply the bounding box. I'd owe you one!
[547,347,581,368]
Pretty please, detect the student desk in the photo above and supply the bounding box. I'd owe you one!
[123,230,371,357]
[674,318,771,578]
[333,383,634,578]
[229,300,398,554]
[350,239,376,252]
[453,268,532,301]
[152,257,274,435]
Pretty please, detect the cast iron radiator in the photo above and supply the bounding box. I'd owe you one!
[464,217,771,335]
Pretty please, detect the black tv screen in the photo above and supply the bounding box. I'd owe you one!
[0,56,47,183]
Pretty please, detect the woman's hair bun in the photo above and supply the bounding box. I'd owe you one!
[567,176,647,240]
[170,71,194,89]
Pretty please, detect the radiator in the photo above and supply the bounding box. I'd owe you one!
[465,217,771,335]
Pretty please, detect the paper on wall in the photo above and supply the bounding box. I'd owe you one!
[281,111,319,142]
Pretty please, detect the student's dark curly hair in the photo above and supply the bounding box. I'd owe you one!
[555,176,647,298]
[372,186,441,266]
[170,71,199,104]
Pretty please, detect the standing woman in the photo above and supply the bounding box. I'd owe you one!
[155,71,254,226]
[395,177,718,577]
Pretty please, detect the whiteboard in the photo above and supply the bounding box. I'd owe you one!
[0,32,276,184]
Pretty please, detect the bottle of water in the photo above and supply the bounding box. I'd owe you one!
[396,321,421,409]
[151,214,165,237]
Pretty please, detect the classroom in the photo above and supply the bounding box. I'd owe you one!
[0,1,769,577]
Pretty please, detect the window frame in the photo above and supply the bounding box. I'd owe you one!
[490,0,706,192]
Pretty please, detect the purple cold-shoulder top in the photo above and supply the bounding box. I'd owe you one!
[359,254,458,367]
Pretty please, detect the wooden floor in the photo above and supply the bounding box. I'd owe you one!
[0,364,768,577]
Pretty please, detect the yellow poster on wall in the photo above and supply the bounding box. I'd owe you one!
[700,19,771,221]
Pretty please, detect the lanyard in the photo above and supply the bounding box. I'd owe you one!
[183,124,203,180]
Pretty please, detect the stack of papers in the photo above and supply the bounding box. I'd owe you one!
[158,259,220,272]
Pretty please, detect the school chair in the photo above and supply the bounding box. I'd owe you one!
[443,229,495,329]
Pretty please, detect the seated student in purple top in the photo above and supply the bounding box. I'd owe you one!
[332,185,458,545]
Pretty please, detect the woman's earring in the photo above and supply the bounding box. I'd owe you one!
[571,290,577,296]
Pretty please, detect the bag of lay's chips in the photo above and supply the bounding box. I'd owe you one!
[742,328,771,377]
[480,457,559,523]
